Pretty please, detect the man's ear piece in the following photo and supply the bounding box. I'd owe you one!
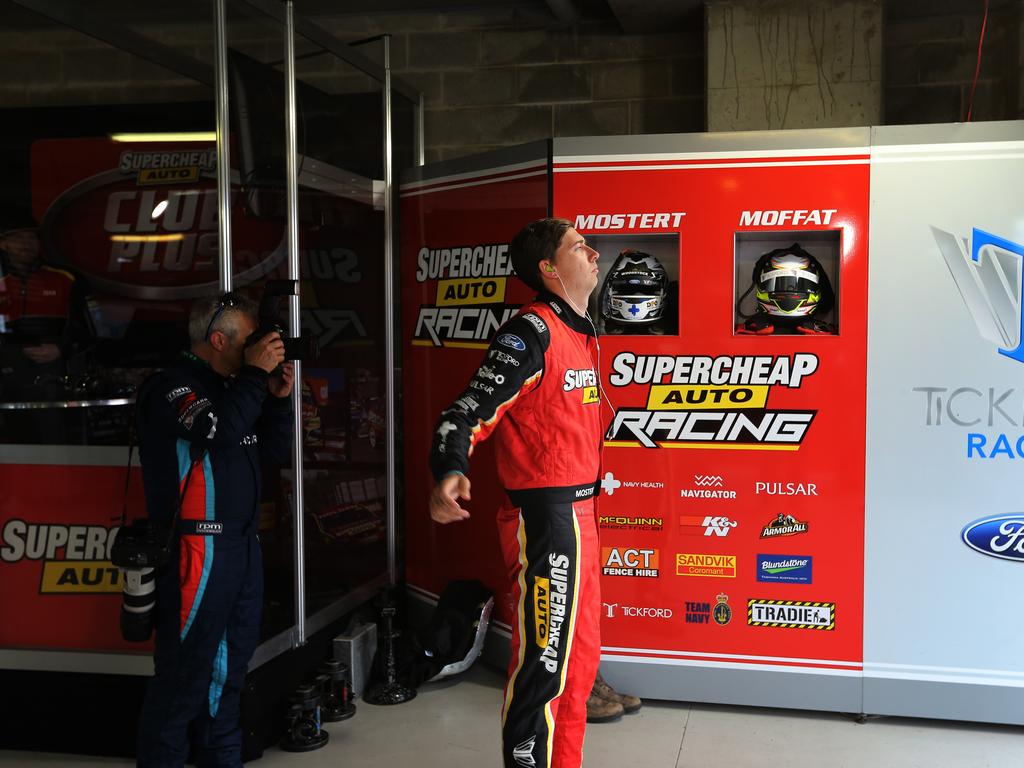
[544,264,556,274]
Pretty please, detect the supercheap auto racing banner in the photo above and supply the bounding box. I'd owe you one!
[553,135,869,678]
[400,145,550,626]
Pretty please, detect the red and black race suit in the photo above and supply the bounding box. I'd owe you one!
[429,291,603,768]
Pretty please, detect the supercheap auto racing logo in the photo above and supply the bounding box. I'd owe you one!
[1,520,122,594]
[412,243,520,348]
[605,353,818,449]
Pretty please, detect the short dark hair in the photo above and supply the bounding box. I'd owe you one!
[509,218,572,292]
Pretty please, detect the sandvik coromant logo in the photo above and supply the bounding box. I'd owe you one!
[932,227,1024,363]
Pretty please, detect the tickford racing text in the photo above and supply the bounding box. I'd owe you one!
[1,520,122,593]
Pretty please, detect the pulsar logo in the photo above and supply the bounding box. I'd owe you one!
[961,514,1024,562]
[932,226,1024,364]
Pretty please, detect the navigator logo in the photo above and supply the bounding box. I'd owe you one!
[933,227,1024,364]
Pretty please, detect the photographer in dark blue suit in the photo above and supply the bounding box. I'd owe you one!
[135,293,294,768]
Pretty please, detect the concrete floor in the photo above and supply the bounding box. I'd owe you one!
[2,663,1021,767]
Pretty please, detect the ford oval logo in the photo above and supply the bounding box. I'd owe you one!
[497,334,526,351]
[961,514,1024,562]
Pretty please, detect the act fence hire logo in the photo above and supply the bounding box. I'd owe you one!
[605,353,818,450]
[602,547,660,577]
[412,242,520,347]
[1,520,122,593]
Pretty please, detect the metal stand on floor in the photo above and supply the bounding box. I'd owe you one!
[364,592,416,706]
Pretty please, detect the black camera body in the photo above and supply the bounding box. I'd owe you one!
[111,519,170,642]
[111,518,171,570]
[248,279,319,362]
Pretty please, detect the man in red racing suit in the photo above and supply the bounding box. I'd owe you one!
[429,218,604,768]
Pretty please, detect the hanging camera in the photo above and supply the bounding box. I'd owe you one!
[111,518,171,642]
[247,279,320,362]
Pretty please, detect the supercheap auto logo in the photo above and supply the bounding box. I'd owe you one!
[605,353,818,450]
[118,148,216,185]
[1,520,122,594]
[412,243,520,348]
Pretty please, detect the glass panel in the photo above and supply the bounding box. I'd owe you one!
[0,2,216,655]
[291,35,390,619]
[221,1,296,642]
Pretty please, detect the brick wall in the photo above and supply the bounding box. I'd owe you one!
[313,8,705,162]
[706,0,883,131]
[884,0,1022,124]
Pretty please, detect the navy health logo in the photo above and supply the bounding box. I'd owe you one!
[932,227,1024,364]
[756,554,812,584]
[961,514,1024,562]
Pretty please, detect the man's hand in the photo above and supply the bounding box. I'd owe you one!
[429,473,471,524]
[22,343,61,364]
[269,362,295,398]
[244,332,285,373]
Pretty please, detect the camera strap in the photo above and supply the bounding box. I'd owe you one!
[118,382,207,538]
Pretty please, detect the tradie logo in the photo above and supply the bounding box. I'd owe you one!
[513,736,537,767]
[933,227,1024,364]
[600,471,622,496]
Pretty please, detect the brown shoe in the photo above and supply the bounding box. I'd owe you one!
[585,690,624,723]
[592,671,642,714]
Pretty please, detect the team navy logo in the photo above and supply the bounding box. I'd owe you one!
[961,514,1024,561]
[497,333,525,351]
[933,227,1024,364]
[756,554,812,583]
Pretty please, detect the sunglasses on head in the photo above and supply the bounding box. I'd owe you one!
[204,292,243,342]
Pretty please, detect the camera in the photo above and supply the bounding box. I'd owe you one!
[248,279,319,362]
[111,518,171,642]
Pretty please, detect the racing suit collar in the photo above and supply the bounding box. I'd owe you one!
[537,291,596,337]
[180,350,227,387]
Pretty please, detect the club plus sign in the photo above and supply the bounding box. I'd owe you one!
[628,304,640,316]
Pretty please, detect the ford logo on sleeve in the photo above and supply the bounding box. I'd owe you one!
[497,334,526,351]
[961,514,1024,561]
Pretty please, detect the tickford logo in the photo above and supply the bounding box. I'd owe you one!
[932,226,1024,364]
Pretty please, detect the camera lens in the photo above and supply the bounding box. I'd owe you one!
[120,567,157,642]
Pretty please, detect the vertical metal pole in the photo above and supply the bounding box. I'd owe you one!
[213,0,233,292]
[283,0,307,646]
[415,92,425,166]
[382,35,397,586]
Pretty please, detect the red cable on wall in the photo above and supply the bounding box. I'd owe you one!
[965,0,990,122]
